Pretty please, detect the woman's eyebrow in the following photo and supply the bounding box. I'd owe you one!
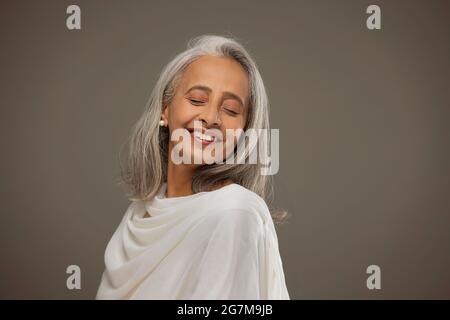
[185,84,245,107]
[222,92,245,108]
[185,85,212,95]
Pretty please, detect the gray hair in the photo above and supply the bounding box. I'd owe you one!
[118,34,288,224]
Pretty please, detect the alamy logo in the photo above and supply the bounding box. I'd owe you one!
[366,265,381,290]
[66,5,81,30]
[169,121,279,175]
[66,265,81,290]
[366,5,381,30]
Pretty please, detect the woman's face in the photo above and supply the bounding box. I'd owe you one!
[163,55,250,166]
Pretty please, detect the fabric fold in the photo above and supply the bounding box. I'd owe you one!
[96,182,290,300]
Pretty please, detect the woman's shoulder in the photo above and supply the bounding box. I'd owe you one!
[205,183,271,226]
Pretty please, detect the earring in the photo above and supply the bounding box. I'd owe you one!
[159,119,165,127]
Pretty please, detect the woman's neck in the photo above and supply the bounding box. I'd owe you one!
[165,161,234,198]
[166,162,195,198]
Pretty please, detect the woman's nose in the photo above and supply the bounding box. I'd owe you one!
[199,102,222,127]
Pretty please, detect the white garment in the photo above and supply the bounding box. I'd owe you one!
[96,182,290,299]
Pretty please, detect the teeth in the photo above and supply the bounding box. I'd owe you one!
[193,131,215,142]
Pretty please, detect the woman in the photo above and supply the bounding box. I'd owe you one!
[96,34,290,299]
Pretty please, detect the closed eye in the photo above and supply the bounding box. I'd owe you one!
[189,99,205,105]
[188,98,239,116]
[224,108,239,116]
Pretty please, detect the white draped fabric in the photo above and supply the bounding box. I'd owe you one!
[96,183,290,299]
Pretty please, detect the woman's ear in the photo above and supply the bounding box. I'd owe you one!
[162,104,170,123]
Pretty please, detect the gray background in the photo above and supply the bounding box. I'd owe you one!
[1,0,449,299]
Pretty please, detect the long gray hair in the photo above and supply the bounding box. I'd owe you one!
[118,34,288,224]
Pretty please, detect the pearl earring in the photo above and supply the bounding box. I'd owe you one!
[159,119,165,127]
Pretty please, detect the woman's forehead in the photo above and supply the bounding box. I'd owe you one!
[179,56,249,102]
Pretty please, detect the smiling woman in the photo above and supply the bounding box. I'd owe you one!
[96,34,290,300]
[161,54,249,171]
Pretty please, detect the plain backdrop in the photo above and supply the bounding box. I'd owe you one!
[1,0,449,299]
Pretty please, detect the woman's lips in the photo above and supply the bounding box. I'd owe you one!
[191,131,215,145]
[187,128,222,145]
